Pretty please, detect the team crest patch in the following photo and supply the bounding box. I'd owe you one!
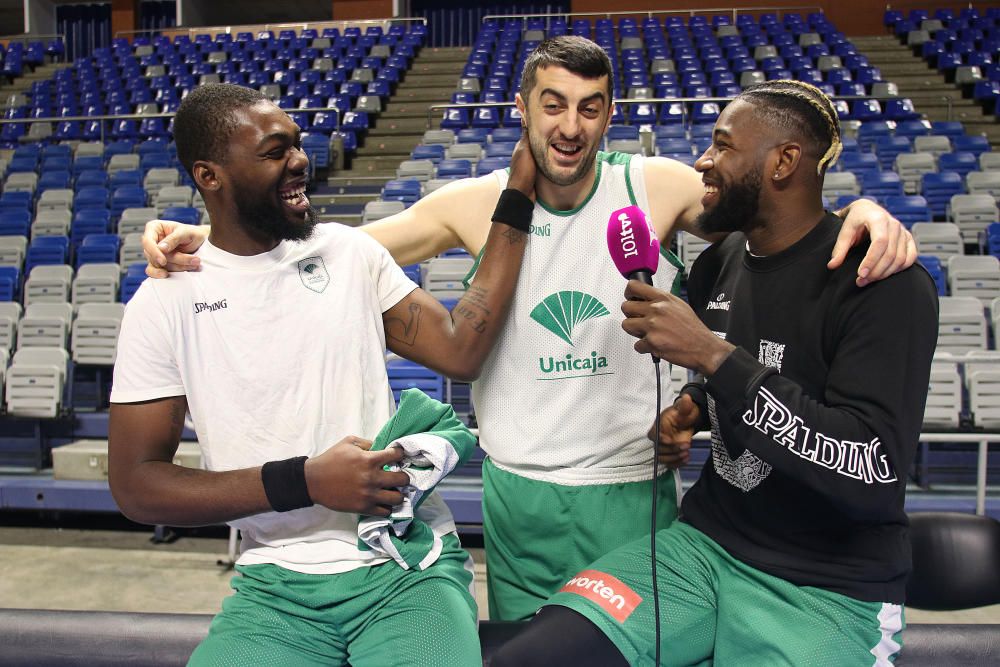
[298,257,330,293]
[559,569,642,623]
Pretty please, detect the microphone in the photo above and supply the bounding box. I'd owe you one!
[607,205,665,662]
[606,205,660,287]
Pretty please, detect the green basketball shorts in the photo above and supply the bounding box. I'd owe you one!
[188,533,480,667]
[546,521,905,666]
[482,456,679,621]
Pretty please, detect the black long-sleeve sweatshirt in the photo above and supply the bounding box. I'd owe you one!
[680,213,939,603]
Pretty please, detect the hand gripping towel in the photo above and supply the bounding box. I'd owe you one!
[357,388,476,570]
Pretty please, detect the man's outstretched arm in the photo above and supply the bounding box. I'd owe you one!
[382,137,533,382]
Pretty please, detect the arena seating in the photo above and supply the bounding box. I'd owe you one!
[0,9,997,525]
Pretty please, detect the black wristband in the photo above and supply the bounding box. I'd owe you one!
[261,456,312,513]
[491,188,533,233]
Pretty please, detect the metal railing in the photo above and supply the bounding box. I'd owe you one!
[482,7,824,27]
[425,93,914,129]
[115,17,427,41]
[0,106,340,144]
[0,33,63,45]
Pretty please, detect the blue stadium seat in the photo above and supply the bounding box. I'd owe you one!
[501,106,522,128]
[895,120,932,138]
[0,192,32,213]
[76,234,120,267]
[341,111,369,135]
[476,157,508,176]
[310,111,338,135]
[849,99,884,121]
[75,170,108,192]
[984,222,1000,258]
[160,207,201,226]
[885,195,931,227]
[0,265,20,301]
[440,108,469,130]
[121,263,147,303]
[917,255,947,295]
[110,186,148,219]
[938,152,979,178]
[931,121,965,138]
[411,144,445,163]
[24,235,69,275]
[110,170,143,189]
[74,186,110,212]
[72,155,103,176]
[437,159,472,179]
[382,180,421,205]
[656,137,695,157]
[884,98,920,121]
[862,170,903,200]
[921,172,965,219]
[457,128,490,146]
[874,136,913,170]
[0,209,30,236]
[838,152,880,179]
[953,135,991,156]
[386,357,444,402]
[857,120,895,151]
[37,171,71,193]
[71,209,112,247]
[485,142,515,159]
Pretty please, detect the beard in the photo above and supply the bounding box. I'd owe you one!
[696,167,764,236]
[231,179,318,243]
[526,123,600,187]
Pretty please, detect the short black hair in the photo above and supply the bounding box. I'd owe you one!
[173,83,270,176]
[736,80,842,174]
[520,36,614,104]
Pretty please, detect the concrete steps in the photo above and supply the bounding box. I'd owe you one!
[853,34,1000,146]
[328,46,468,188]
[0,62,71,97]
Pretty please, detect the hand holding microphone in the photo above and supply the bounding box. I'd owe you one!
[606,205,734,375]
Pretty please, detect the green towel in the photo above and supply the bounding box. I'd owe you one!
[357,388,476,570]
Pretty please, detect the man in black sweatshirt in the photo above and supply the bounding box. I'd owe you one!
[491,81,939,666]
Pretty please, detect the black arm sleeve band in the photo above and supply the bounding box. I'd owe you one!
[261,456,313,512]
[491,188,533,233]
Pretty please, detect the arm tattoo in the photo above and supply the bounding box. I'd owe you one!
[454,286,490,335]
[462,286,491,315]
[502,227,527,245]
[386,302,421,346]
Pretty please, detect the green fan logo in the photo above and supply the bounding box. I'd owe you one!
[298,256,330,293]
[530,291,610,346]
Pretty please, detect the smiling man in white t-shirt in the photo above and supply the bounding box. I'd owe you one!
[109,83,535,666]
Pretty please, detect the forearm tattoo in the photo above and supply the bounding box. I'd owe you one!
[502,227,527,245]
[386,302,422,346]
[454,286,490,334]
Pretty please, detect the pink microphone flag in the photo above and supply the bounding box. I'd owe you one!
[606,205,660,278]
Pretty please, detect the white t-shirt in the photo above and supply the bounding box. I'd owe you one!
[111,222,457,574]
